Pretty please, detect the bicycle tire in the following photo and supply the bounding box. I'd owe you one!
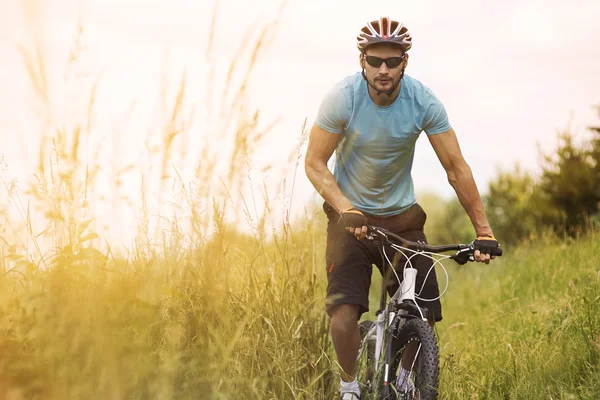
[356,320,375,396]
[391,319,439,400]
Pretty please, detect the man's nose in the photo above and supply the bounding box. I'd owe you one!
[378,62,389,74]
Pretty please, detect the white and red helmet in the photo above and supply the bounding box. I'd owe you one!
[356,17,412,53]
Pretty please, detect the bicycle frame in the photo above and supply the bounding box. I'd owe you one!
[361,259,423,385]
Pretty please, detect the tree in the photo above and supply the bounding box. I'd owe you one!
[586,104,600,227]
[486,163,561,246]
[539,125,600,234]
[486,104,600,244]
[419,192,474,245]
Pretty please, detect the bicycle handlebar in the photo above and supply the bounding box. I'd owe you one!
[365,225,503,260]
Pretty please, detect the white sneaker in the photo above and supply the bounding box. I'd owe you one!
[396,374,416,399]
[340,392,360,400]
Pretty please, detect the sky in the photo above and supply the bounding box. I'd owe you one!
[1,0,599,245]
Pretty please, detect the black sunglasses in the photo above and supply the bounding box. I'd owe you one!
[364,55,405,69]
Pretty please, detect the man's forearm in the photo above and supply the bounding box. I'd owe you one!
[447,161,493,236]
[305,162,353,214]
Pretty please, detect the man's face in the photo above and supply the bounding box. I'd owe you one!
[361,43,408,93]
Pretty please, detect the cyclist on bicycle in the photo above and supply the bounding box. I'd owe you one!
[304,17,501,399]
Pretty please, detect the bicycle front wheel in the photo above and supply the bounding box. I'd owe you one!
[392,319,439,400]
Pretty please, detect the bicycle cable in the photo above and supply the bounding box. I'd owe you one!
[382,246,425,320]
[382,244,451,305]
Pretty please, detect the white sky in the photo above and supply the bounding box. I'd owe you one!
[1,0,599,245]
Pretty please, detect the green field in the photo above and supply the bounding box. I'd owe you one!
[1,213,598,399]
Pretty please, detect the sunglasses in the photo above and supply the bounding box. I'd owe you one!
[364,55,405,69]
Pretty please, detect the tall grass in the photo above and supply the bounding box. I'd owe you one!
[0,213,337,399]
[2,212,600,399]
[2,2,338,399]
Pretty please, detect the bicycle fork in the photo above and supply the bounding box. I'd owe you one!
[374,266,420,393]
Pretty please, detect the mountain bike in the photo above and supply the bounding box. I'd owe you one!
[355,225,502,400]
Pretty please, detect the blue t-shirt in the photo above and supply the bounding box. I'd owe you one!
[315,72,451,217]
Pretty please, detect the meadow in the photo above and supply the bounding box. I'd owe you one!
[1,204,599,399]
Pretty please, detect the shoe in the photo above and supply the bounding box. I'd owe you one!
[395,375,416,400]
[397,389,414,400]
[340,391,360,400]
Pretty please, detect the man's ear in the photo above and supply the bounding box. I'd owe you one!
[403,53,410,68]
[359,53,365,69]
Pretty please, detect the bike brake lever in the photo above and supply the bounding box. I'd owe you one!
[366,227,388,243]
[452,246,474,265]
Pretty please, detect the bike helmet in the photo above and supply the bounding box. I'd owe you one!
[356,17,412,53]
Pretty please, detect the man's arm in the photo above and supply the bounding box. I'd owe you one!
[305,123,369,239]
[427,128,493,237]
[305,123,353,214]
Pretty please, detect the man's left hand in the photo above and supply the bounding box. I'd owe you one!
[473,233,501,264]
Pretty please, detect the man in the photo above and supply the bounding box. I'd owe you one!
[304,17,501,399]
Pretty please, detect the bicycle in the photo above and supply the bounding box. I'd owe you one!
[355,224,502,400]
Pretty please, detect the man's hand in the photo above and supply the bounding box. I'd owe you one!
[339,208,368,240]
[473,233,501,264]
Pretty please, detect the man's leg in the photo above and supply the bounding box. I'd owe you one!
[330,304,361,381]
[323,202,377,397]
[324,231,373,396]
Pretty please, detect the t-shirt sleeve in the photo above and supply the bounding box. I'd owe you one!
[314,83,350,134]
[422,88,452,135]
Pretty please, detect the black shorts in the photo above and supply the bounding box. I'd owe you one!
[324,202,443,322]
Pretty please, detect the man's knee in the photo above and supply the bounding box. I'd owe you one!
[330,304,360,334]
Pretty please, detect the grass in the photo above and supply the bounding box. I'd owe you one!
[0,216,336,400]
[437,236,600,399]
[359,233,600,399]
[1,213,600,399]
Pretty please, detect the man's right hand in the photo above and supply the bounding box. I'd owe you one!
[339,207,368,240]
[473,234,502,264]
